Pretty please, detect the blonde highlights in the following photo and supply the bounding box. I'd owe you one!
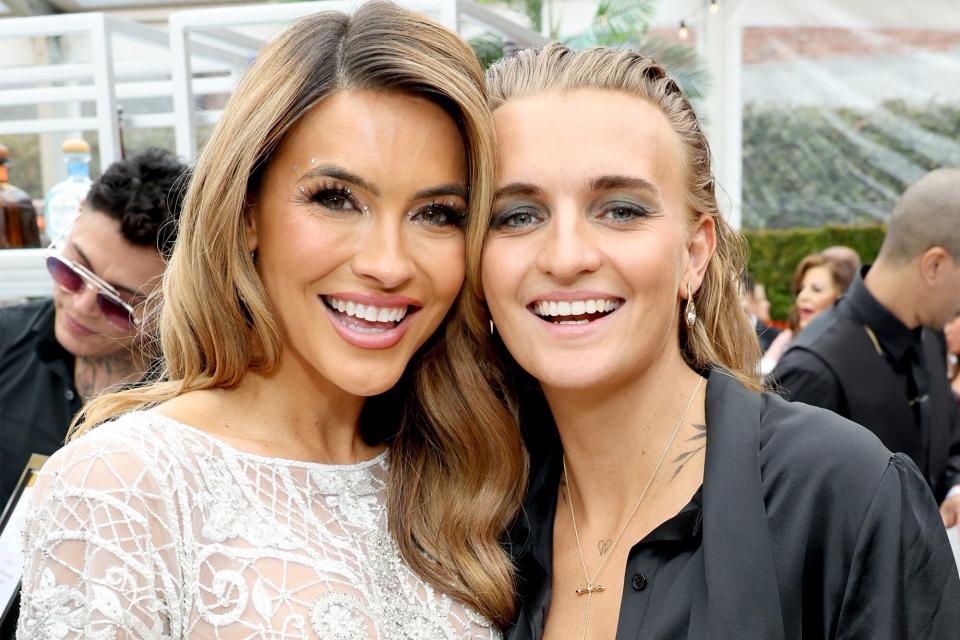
[72,1,523,625]
[484,43,760,389]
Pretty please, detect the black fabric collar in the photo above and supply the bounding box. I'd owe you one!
[843,270,916,364]
[701,370,785,639]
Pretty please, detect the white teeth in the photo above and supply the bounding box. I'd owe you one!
[325,296,409,324]
[533,297,621,318]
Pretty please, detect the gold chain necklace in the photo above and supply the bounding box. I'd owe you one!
[562,375,704,640]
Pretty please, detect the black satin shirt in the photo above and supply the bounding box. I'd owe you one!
[506,371,960,639]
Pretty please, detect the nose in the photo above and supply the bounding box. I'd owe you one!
[535,207,602,281]
[68,281,100,313]
[350,215,416,289]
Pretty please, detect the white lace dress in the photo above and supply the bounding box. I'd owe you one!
[17,411,501,639]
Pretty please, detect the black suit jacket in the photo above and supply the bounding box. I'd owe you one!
[506,371,959,639]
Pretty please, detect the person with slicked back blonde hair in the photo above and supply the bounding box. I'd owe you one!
[17,3,524,637]
[476,43,959,640]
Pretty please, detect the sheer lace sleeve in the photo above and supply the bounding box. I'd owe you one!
[17,421,182,639]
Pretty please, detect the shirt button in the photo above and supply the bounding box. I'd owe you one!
[631,573,647,591]
[65,389,75,401]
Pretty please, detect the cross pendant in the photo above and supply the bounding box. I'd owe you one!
[575,583,605,595]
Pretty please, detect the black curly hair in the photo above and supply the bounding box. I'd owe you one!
[85,148,189,256]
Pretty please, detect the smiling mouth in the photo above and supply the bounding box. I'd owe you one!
[529,297,623,325]
[322,296,416,333]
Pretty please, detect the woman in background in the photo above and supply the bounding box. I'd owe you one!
[478,43,959,639]
[17,3,523,637]
[761,252,854,373]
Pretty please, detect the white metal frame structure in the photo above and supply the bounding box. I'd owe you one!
[0,12,133,167]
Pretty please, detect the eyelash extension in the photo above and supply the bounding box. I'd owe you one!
[418,200,468,227]
[297,181,364,212]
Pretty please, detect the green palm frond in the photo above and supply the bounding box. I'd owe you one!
[565,0,657,48]
[469,32,508,69]
[631,36,709,99]
[480,0,541,29]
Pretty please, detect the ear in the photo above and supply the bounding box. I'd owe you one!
[680,214,717,298]
[919,246,951,286]
[244,206,258,255]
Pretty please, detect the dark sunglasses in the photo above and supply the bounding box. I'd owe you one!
[46,253,143,330]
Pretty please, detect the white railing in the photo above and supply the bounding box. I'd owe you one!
[0,249,50,301]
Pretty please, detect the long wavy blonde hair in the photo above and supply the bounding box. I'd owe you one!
[482,43,761,391]
[71,1,525,625]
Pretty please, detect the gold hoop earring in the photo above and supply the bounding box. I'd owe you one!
[489,319,495,336]
[685,282,697,328]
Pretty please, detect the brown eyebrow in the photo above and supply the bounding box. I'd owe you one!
[72,243,145,298]
[414,183,468,200]
[589,175,660,195]
[301,165,466,202]
[301,164,381,196]
[494,182,546,200]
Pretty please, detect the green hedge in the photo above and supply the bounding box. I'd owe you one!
[742,225,886,321]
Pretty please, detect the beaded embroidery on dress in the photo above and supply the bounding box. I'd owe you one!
[17,411,500,639]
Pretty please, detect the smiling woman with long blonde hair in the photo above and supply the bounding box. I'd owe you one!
[16,3,524,637]
[477,43,959,639]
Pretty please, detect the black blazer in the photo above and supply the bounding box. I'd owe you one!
[506,371,960,639]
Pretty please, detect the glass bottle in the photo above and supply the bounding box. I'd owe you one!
[44,138,93,245]
[0,143,41,249]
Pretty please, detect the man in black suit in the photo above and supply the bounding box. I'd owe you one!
[774,168,960,525]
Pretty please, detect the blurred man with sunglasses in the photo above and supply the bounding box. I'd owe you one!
[0,148,187,509]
